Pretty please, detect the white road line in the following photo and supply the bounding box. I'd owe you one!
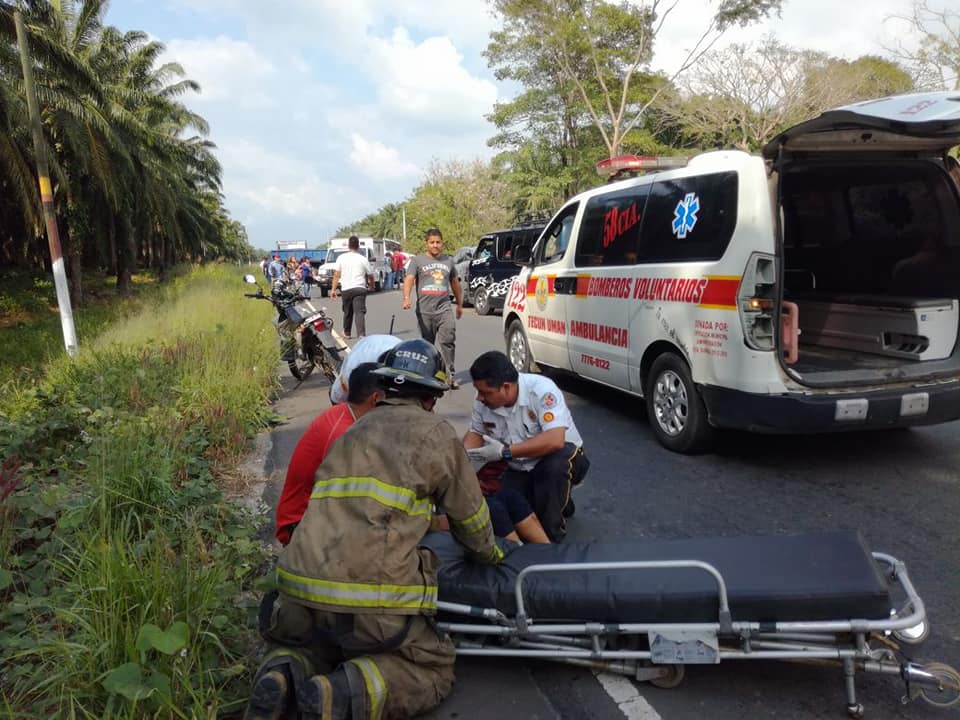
[594,672,662,720]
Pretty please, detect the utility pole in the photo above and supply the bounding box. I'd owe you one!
[14,8,78,357]
[402,207,407,245]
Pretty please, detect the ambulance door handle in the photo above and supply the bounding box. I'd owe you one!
[554,277,575,295]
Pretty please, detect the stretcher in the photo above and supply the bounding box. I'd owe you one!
[423,530,960,717]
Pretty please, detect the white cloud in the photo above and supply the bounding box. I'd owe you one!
[367,28,498,130]
[370,0,498,51]
[165,36,275,106]
[349,134,420,178]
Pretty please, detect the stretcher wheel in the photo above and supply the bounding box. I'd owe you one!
[918,662,960,707]
[891,619,929,645]
[649,664,685,689]
[846,702,864,719]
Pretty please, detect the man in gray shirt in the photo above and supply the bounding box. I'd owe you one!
[402,228,463,388]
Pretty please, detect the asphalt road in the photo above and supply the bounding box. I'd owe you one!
[259,287,960,720]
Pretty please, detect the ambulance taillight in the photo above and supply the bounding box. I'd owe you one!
[738,252,777,351]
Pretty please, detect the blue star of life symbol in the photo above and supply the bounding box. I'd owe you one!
[672,192,700,239]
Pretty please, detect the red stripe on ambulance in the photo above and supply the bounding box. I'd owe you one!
[697,276,740,309]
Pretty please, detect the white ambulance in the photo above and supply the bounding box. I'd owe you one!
[502,91,960,453]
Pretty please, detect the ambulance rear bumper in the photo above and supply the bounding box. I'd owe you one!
[700,382,960,433]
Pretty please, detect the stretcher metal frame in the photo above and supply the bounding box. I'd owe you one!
[435,552,959,717]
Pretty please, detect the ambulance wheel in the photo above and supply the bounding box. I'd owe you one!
[650,664,685,689]
[646,353,711,453]
[506,320,531,372]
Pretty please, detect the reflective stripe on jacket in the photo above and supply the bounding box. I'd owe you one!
[278,398,502,615]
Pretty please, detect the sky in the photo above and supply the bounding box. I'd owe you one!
[103,0,933,252]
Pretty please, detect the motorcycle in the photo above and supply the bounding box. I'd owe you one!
[243,274,343,382]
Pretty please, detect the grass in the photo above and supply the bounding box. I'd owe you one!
[0,270,160,386]
[0,264,279,718]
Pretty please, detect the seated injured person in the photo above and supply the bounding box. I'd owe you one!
[431,485,550,544]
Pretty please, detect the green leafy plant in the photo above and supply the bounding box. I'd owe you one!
[0,265,278,718]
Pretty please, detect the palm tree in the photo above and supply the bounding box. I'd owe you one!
[0,0,246,295]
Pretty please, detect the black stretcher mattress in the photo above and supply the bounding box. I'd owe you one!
[423,530,892,624]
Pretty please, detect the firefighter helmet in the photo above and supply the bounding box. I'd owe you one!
[373,339,449,395]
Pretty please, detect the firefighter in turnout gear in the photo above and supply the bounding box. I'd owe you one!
[245,339,503,720]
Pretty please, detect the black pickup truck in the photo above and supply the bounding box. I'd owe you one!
[463,222,545,315]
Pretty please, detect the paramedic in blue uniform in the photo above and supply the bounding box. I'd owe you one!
[464,350,589,542]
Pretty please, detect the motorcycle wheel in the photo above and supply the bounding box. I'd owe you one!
[318,346,342,384]
[288,354,315,381]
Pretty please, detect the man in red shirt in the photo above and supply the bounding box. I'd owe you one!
[274,363,383,545]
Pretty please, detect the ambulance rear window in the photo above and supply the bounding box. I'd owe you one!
[639,171,738,263]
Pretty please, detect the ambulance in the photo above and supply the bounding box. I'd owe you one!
[502,91,960,453]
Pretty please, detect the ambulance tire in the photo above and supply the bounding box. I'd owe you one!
[506,319,532,373]
[645,353,712,454]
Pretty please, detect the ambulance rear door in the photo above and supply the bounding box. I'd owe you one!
[565,183,651,387]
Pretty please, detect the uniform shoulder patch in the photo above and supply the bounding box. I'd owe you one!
[543,411,555,423]
[541,392,557,408]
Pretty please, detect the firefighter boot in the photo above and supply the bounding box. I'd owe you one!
[297,668,352,720]
[244,669,290,720]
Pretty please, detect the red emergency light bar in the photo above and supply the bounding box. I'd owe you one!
[596,154,689,177]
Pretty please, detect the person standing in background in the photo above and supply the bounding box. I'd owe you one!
[402,228,463,388]
[392,250,406,288]
[384,253,395,291]
[297,257,313,297]
[268,254,285,283]
[331,236,374,339]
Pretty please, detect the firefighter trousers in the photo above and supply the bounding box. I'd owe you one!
[262,593,456,719]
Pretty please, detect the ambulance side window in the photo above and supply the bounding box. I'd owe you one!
[576,185,650,267]
[538,204,578,265]
[640,171,738,263]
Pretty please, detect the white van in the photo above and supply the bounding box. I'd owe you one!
[502,91,960,453]
[321,237,402,294]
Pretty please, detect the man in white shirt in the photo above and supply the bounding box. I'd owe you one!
[331,236,374,338]
[463,351,590,541]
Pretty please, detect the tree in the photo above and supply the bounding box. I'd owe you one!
[0,0,247,298]
[488,0,783,160]
[338,160,517,254]
[653,40,914,152]
[887,0,960,90]
[338,203,405,242]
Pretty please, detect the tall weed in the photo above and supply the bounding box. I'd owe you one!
[0,265,277,718]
